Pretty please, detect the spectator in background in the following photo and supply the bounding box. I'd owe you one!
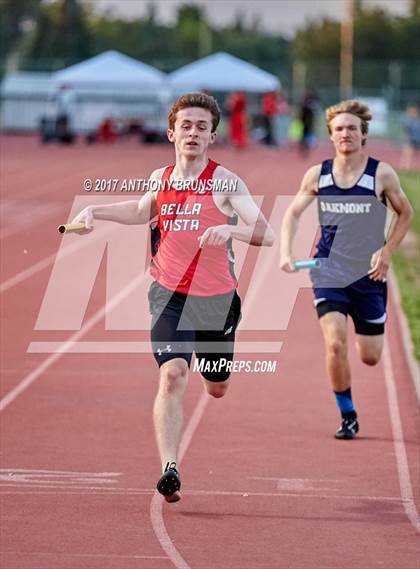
[55,84,76,144]
[299,89,320,158]
[261,91,278,146]
[288,108,304,150]
[400,105,420,170]
[55,114,75,144]
[98,117,117,143]
[226,92,248,149]
[273,91,290,147]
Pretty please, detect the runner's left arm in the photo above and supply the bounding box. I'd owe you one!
[368,163,413,281]
[198,172,275,248]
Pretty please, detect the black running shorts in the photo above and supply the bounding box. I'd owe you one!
[148,281,242,381]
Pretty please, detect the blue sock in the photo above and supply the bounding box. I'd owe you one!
[334,388,355,415]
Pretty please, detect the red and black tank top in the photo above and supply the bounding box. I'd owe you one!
[150,159,237,296]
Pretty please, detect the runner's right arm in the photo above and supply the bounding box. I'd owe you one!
[280,164,320,272]
[70,169,163,232]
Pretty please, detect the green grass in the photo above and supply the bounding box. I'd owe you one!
[393,251,420,360]
[399,171,420,237]
[393,170,420,360]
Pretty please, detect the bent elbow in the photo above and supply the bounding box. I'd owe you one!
[408,204,414,224]
[136,215,149,225]
[399,203,414,230]
[136,208,152,225]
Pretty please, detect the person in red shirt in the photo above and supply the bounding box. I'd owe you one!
[71,93,274,502]
[226,91,248,148]
[97,117,116,143]
[261,91,278,146]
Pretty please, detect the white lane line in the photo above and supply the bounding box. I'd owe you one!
[150,391,209,569]
[0,204,65,240]
[2,163,95,202]
[0,469,121,484]
[0,272,148,413]
[388,268,420,402]
[0,162,102,240]
[0,486,405,503]
[0,225,111,293]
[0,253,59,293]
[1,551,168,560]
[148,216,279,569]
[0,469,121,475]
[149,271,420,569]
[0,485,153,493]
[382,333,420,533]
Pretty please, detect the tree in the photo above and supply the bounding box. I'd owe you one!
[233,9,245,32]
[12,0,291,76]
[292,19,340,60]
[23,0,91,68]
[353,8,395,59]
[292,19,340,89]
[50,0,91,63]
[291,7,420,95]
[0,0,41,62]
[21,3,52,63]
[393,13,420,59]
[174,5,204,60]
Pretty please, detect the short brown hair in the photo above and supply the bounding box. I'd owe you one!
[168,93,221,132]
[326,99,372,143]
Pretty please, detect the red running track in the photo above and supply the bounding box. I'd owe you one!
[0,136,419,569]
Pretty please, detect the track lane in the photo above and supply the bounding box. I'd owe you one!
[1,137,418,568]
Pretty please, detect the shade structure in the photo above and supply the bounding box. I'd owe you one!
[50,51,170,134]
[169,52,280,93]
[52,50,167,89]
[0,72,56,131]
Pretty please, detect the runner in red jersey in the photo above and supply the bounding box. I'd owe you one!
[71,93,274,502]
[150,158,237,295]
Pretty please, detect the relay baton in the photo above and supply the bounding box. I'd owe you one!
[57,223,86,234]
[293,259,321,270]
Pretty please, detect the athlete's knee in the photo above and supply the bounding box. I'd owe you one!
[326,337,347,359]
[204,379,230,398]
[159,360,188,394]
[357,338,383,366]
[361,351,381,366]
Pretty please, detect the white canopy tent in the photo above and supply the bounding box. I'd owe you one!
[169,52,280,93]
[1,72,56,131]
[51,51,170,132]
[52,50,167,89]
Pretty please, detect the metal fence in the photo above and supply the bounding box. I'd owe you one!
[1,57,418,142]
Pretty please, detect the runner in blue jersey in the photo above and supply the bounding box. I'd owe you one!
[280,100,413,439]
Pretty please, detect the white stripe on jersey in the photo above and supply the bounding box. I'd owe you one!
[357,173,375,191]
[318,174,334,188]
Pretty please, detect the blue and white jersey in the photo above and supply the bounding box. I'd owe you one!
[315,157,387,264]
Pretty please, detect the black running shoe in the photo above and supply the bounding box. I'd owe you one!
[157,462,181,501]
[335,416,359,439]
